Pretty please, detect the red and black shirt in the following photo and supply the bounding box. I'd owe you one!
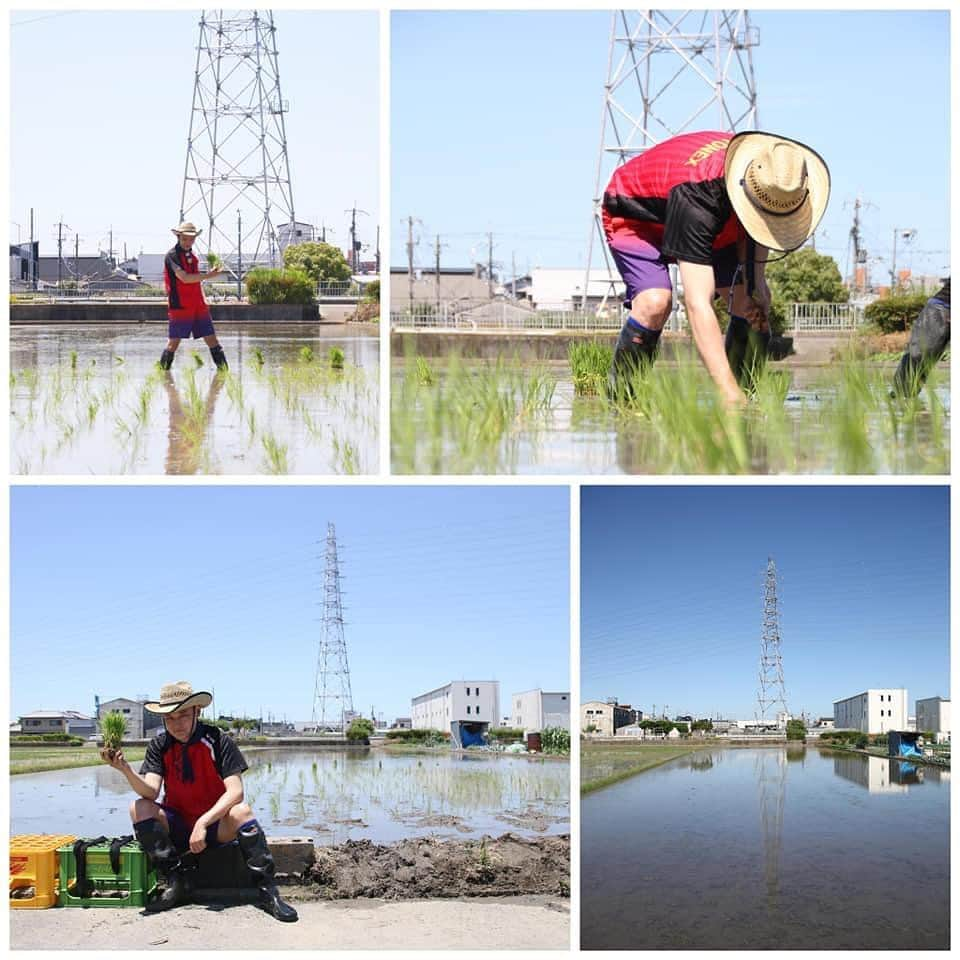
[603,130,742,264]
[164,244,209,317]
[140,722,247,822]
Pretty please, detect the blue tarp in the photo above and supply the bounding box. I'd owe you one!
[898,741,923,758]
[460,726,485,747]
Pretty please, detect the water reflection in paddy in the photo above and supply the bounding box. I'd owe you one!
[581,746,949,950]
[11,324,379,474]
[11,749,570,846]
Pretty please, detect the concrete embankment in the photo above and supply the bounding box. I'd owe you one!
[392,328,856,363]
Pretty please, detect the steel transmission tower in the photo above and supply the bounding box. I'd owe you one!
[311,524,354,731]
[583,10,760,310]
[756,557,788,722]
[180,10,295,272]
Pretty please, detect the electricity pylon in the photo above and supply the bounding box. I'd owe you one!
[582,10,760,310]
[179,10,296,271]
[756,557,788,722]
[311,523,354,731]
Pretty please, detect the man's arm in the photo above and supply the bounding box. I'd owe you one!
[678,260,745,407]
[189,774,245,853]
[172,266,223,284]
[106,750,163,800]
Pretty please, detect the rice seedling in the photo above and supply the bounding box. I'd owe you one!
[298,345,315,363]
[331,433,360,475]
[252,347,265,369]
[261,432,289,474]
[100,711,127,762]
[70,350,79,371]
[191,350,204,368]
[328,346,345,370]
[415,356,435,385]
[569,341,611,396]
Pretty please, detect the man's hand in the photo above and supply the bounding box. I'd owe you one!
[204,268,224,280]
[103,748,128,771]
[189,820,209,854]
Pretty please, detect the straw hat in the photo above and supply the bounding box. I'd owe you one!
[171,221,202,237]
[725,132,830,253]
[144,680,212,715]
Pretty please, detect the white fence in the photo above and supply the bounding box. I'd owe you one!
[392,299,867,333]
[787,302,864,331]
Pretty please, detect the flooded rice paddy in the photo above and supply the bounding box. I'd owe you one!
[10,324,379,474]
[581,745,949,950]
[10,748,569,846]
[391,357,949,475]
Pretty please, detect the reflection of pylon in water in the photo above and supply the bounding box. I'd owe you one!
[582,10,760,311]
[755,749,787,907]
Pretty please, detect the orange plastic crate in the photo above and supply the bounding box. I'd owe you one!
[10,835,77,909]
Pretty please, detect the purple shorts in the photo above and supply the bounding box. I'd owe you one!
[168,314,215,340]
[608,236,740,307]
[161,804,223,854]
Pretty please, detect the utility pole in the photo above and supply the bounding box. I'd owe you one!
[55,218,69,290]
[237,210,243,300]
[346,204,369,273]
[434,233,447,315]
[890,227,917,291]
[29,208,36,290]
[512,250,517,299]
[487,231,494,299]
[109,225,114,266]
[406,216,416,309]
[375,225,380,275]
[74,232,80,289]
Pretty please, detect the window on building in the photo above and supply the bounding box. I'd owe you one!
[466,706,471,715]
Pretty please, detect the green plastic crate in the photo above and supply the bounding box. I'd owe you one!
[57,840,158,908]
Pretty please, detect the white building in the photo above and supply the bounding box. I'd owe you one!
[411,681,500,733]
[511,689,570,734]
[527,267,625,311]
[916,696,951,743]
[834,689,908,734]
[581,700,632,737]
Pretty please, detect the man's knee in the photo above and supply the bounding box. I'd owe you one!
[131,797,161,822]
[166,338,181,351]
[629,288,673,330]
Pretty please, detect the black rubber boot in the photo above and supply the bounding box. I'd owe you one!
[892,296,950,398]
[724,315,749,384]
[209,345,229,371]
[134,819,193,913]
[608,321,661,400]
[725,317,769,391]
[158,349,176,371]
[236,822,298,922]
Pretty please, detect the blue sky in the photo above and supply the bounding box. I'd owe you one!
[10,11,379,260]
[10,486,570,723]
[392,9,950,281]
[581,486,950,721]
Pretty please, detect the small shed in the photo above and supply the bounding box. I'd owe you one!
[888,730,923,758]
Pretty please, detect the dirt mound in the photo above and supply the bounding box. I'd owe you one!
[304,833,569,900]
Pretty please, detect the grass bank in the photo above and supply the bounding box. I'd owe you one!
[581,741,711,794]
[10,746,146,775]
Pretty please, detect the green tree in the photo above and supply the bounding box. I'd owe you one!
[691,719,714,731]
[765,248,848,305]
[283,242,352,284]
[786,719,807,741]
[346,717,375,742]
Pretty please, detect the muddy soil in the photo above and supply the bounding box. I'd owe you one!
[305,832,569,900]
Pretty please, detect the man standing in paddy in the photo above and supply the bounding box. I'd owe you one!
[160,221,228,372]
[603,130,830,406]
[105,680,298,922]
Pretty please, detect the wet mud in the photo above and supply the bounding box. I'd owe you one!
[304,832,570,900]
